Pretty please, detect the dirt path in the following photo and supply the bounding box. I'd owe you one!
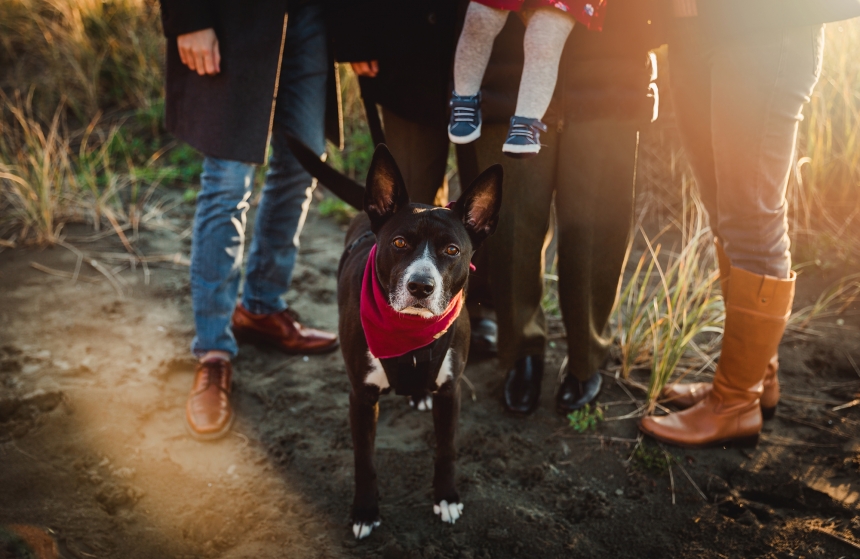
[1,199,859,559]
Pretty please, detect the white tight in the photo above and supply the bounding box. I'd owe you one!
[453,3,575,120]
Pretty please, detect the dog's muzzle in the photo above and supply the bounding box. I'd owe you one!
[406,274,436,299]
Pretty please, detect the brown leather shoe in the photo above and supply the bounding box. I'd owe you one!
[231,304,338,354]
[1,525,59,559]
[640,264,795,449]
[659,240,780,418]
[661,355,780,419]
[186,359,234,441]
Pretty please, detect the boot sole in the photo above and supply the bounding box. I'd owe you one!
[502,149,539,160]
[448,124,481,145]
[186,412,235,442]
[502,144,540,156]
[640,426,760,450]
[666,399,778,421]
[234,329,340,355]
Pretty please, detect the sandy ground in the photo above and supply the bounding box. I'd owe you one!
[1,196,860,559]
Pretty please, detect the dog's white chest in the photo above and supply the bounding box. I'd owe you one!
[362,349,454,392]
[364,351,390,390]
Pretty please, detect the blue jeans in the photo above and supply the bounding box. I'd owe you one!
[190,3,327,357]
[670,22,824,278]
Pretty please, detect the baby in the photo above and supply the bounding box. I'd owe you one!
[448,0,606,157]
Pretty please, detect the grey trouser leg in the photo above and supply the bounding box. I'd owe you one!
[381,107,450,206]
[474,119,638,379]
[670,23,824,278]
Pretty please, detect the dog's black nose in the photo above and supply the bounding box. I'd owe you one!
[407,276,436,298]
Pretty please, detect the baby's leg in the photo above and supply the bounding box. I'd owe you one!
[454,3,510,97]
[515,8,575,119]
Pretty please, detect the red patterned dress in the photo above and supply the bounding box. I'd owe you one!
[474,0,607,31]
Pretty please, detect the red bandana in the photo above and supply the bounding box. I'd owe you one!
[360,244,464,359]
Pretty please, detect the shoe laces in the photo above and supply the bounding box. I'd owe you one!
[508,117,547,142]
[200,360,228,389]
[452,105,477,123]
[509,122,537,140]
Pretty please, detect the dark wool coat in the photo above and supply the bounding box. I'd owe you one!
[481,0,668,126]
[159,0,342,165]
[325,0,461,127]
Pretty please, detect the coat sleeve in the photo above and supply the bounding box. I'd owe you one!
[158,0,217,38]
[698,0,860,31]
[325,0,382,62]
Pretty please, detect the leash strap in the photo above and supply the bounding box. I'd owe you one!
[395,347,434,367]
[359,78,386,147]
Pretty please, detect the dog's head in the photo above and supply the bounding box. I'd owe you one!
[364,145,503,317]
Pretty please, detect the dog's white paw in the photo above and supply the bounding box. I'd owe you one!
[352,520,380,540]
[433,500,464,524]
[409,395,433,411]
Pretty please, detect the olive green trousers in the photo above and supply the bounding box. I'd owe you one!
[471,120,639,380]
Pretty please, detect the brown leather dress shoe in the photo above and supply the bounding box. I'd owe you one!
[1,524,59,559]
[231,304,339,354]
[186,359,234,441]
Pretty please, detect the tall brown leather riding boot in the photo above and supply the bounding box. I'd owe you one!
[659,240,781,419]
[661,356,780,418]
[640,264,795,448]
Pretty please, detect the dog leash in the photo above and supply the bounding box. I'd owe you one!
[359,78,386,147]
[395,346,435,367]
[393,326,456,370]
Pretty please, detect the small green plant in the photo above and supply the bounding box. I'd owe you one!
[629,442,668,473]
[166,143,204,185]
[325,65,375,182]
[542,271,561,319]
[567,403,604,433]
[182,188,199,204]
[318,196,357,225]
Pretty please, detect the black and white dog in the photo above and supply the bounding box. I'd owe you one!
[333,145,502,539]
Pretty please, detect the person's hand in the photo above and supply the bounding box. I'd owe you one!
[351,61,379,78]
[177,28,221,75]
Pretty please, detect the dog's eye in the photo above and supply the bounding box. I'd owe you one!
[445,245,460,256]
[392,237,407,249]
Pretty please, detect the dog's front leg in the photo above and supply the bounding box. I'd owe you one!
[432,379,463,524]
[350,386,381,539]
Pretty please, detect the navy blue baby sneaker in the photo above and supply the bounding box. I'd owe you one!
[502,116,547,158]
[448,92,482,144]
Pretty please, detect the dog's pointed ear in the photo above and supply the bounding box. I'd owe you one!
[452,164,503,248]
[364,144,410,233]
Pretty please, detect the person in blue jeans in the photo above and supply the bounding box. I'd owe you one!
[159,0,340,440]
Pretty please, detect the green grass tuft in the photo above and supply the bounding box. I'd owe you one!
[318,196,357,225]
